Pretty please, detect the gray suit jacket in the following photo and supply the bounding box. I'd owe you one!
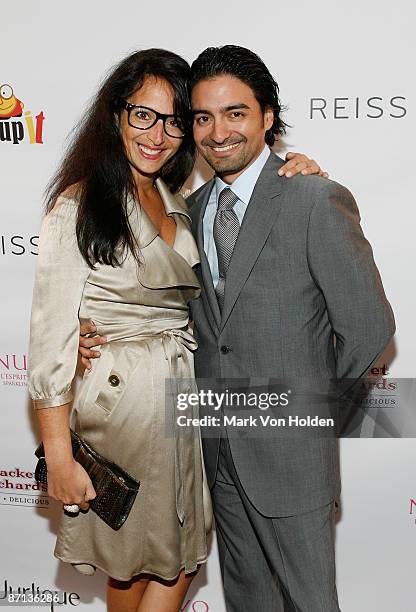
[187,153,395,516]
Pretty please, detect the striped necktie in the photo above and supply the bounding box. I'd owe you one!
[213,187,240,310]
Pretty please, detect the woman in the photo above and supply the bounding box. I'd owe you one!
[28,48,324,612]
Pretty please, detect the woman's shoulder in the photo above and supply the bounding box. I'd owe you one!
[41,184,83,239]
[45,184,83,226]
[53,183,83,209]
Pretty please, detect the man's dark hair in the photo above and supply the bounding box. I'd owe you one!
[46,49,195,268]
[190,45,287,146]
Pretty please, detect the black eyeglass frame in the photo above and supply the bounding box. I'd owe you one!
[119,99,187,139]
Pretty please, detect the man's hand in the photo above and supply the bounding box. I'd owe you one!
[79,321,107,370]
[278,152,329,178]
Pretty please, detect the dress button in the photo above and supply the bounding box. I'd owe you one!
[220,345,232,354]
[108,374,120,387]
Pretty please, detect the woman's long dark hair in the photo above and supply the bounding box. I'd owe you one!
[46,49,195,268]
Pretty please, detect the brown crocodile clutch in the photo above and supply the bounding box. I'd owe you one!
[34,429,140,530]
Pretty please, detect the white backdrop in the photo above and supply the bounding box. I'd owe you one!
[1,1,415,609]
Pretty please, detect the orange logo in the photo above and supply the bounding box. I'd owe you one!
[0,84,24,119]
[0,83,45,144]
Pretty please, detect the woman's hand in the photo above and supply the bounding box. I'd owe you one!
[46,455,96,511]
[79,320,107,370]
[34,402,95,512]
[278,152,329,178]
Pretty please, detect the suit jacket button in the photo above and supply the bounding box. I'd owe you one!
[220,345,232,354]
[108,374,120,387]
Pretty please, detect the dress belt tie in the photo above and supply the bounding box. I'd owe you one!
[161,328,198,525]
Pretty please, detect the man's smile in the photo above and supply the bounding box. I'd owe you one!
[206,141,244,158]
[211,142,240,152]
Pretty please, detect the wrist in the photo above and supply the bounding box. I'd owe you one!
[46,454,76,472]
[44,441,74,466]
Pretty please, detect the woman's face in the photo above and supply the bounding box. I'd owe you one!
[119,76,183,183]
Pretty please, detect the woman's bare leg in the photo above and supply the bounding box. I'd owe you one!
[136,569,196,612]
[107,575,149,612]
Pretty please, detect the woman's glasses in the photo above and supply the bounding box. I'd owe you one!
[119,99,186,139]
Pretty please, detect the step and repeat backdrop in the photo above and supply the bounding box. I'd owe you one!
[1,1,415,610]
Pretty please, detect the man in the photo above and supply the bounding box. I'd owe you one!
[185,46,394,611]
[80,46,394,611]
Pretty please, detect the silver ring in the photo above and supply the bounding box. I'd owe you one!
[63,503,80,513]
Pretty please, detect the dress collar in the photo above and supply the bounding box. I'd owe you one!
[155,177,191,220]
[127,178,200,269]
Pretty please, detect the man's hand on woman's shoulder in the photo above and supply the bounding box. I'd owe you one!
[278,151,329,179]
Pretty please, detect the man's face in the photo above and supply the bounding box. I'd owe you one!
[192,75,273,183]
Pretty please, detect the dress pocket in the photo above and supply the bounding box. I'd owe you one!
[94,344,139,415]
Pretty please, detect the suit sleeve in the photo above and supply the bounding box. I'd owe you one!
[307,181,395,381]
[28,197,91,409]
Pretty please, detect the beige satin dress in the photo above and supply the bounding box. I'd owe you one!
[28,178,212,581]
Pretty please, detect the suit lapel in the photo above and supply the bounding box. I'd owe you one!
[191,178,222,333]
[220,154,284,330]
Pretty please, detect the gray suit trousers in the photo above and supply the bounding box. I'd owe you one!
[213,435,341,612]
